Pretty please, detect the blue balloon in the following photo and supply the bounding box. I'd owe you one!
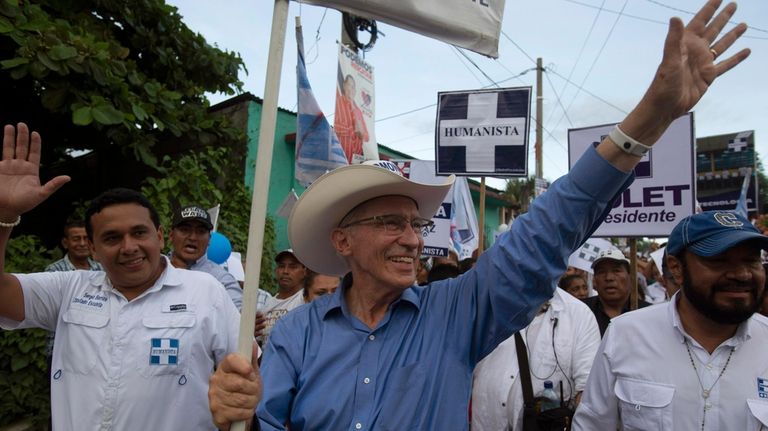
[207,232,232,264]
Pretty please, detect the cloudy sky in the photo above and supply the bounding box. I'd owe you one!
[168,0,767,190]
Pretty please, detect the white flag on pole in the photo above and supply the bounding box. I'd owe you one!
[301,0,506,58]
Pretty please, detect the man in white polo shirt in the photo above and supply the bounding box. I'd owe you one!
[573,211,768,430]
[0,126,250,431]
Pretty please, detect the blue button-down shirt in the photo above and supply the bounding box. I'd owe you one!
[258,147,633,430]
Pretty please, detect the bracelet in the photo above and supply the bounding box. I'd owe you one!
[609,125,652,157]
[0,215,21,228]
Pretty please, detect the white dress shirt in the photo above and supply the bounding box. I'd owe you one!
[0,263,240,430]
[472,289,601,430]
[573,293,768,431]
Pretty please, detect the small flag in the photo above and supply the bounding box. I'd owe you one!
[207,204,221,232]
[276,189,299,219]
[295,20,347,187]
[735,167,752,218]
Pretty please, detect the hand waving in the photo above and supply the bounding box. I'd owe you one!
[647,0,750,123]
[0,123,70,221]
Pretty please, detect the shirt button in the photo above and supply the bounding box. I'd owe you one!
[368,335,375,341]
[355,423,362,429]
[706,364,713,370]
[363,377,371,384]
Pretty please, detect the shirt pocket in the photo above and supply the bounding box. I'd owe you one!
[747,399,768,431]
[614,377,675,431]
[136,314,196,378]
[59,309,110,374]
[378,362,427,431]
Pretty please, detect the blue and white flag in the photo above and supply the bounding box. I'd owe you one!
[450,177,478,259]
[436,87,531,177]
[735,167,752,218]
[295,21,347,187]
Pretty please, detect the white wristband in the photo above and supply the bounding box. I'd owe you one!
[609,125,652,157]
[0,216,21,228]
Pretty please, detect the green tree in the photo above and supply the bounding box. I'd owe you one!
[0,0,245,167]
[0,235,59,428]
[503,175,536,214]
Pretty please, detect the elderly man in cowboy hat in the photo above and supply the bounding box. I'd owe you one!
[207,1,751,429]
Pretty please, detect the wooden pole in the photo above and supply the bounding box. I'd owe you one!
[535,57,543,179]
[629,238,638,311]
[233,1,289,430]
[477,177,486,256]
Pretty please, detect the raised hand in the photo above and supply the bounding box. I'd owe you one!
[621,0,750,145]
[0,123,70,222]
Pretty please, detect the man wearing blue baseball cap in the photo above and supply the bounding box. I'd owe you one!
[573,211,768,430]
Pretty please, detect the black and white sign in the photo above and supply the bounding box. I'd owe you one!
[568,113,696,237]
[435,87,531,177]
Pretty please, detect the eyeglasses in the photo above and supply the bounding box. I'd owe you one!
[340,214,434,235]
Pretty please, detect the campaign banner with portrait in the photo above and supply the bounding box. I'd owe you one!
[567,113,696,237]
[392,159,478,258]
[435,87,531,177]
[335,44,377,165]
[695,130,757,213]
[301,0,506,58]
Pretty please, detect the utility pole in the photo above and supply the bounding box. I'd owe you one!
[535,57,543,179]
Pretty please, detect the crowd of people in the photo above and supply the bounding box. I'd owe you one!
[0,1,766,430]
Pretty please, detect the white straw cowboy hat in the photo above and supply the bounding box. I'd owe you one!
[289,160,455,276]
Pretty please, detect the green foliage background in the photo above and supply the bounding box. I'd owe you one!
[0,235,58,428]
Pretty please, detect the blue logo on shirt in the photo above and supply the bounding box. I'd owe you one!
[759,378,768,399]
[150,338,179,365]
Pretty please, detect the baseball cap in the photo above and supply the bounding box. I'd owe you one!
[275,248,297,262]
[666,211,768,257]
[172,205,213,230]
[591,249,630,269]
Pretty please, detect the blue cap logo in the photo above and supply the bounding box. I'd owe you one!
[714,212,743,228]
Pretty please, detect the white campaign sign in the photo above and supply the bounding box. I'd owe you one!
[567,113,696,237]
[301,0,506,58]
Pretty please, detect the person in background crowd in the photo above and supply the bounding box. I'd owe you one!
[208,1,753,428]
[573,211,768,430]
[458,257,476,274]
[433,249,459,268]
[559,273,589,300]
[416,257,431,285]
[168,205,243,311]
[583,249,651,336]
[46,219,102,272]
[303,270,340,303]
[427,263,460,283]
[259,249,307,344]
[472,288,600,430]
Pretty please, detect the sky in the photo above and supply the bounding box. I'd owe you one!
[167,0,768,191]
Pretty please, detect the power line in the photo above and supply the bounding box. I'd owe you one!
[547,0,607,124]
[376,66,537,123]
[450,45,486,86]
[543,65,574,128]
[551,0,629,132]
[563,0,768,40]
[454,46,500,88]
[545,68,628,115]
[644,0,768,34]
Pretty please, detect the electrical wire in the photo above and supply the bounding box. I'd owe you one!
[551,0,630,133]
[454,46,501,88]
[547,0,607,124]
[644,0,768,34]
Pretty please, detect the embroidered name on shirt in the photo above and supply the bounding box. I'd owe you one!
[71,292,108,308]
[150,338,179,365]
[168,304,187,312]
[759,377,767,399]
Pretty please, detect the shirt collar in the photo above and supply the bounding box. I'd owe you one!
[321,273,421,320]
[669,291,752,347]
[96,256,180,298]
